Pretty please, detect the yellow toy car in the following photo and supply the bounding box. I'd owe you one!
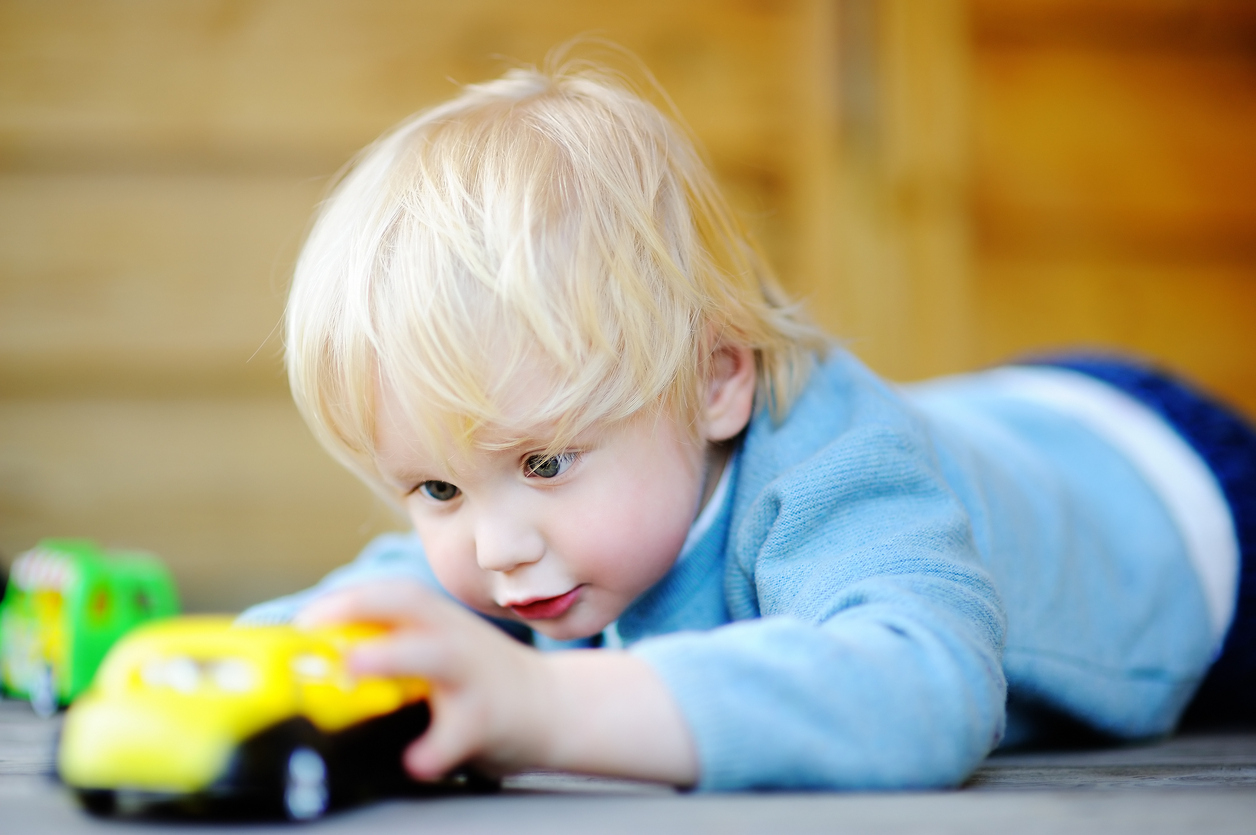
[57,616,443,820]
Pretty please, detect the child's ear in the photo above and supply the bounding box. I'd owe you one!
[700,344,757,443]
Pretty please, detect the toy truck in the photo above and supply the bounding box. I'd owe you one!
[0,539,179,715]
[58,617,448,820]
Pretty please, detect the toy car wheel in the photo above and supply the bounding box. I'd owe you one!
[282,746,329,821]
[76,789,116,817]
[30,664,58,718]
[445,766,502,794]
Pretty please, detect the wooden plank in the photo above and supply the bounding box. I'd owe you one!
[974,258,1256,419]
[0,173,324,395]
[968,0,1256,420]
[0,1,842,390]
[0,168,801,396]
[0,396,399,612]
[0,0,800,174]
[773,0,840,338]
[971,0,1256,52]
[973,47,1256,262]
[830,0,975,380]
[6,709,1256,834]
[0,0,848,615]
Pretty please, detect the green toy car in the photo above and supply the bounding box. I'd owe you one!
[0,539,179,715]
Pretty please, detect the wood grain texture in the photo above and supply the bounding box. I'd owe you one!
[973,48,1256,262]
[0,0,847,608]
[6,699,1256,833]
[0,0,800,173]
[0,0,816,287]
[969,0,1256,417]
[0,173,320,395]
[974,259,1256,414]
[4,0,1255,608]
[0,397,400,612]
[830,0,975,381]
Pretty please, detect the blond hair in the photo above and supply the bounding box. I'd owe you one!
[286,58,824,490]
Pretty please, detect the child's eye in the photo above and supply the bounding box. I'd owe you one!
[417,480,460,501]
[524,452,578,479]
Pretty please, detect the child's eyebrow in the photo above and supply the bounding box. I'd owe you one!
[472,425,571,453]
[376,469,426,490]
[374,453,450,487]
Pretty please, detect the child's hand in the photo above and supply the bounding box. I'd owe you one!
[296,581,546,780]
[294,580,698,786]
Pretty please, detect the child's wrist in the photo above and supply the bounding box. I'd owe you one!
[522,649,699,786]
[506,647,567,772]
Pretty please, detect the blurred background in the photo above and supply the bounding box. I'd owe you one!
[2,0,1255,612]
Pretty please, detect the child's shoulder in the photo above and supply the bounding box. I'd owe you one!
[741,347,930,471]
[732,349,958,535]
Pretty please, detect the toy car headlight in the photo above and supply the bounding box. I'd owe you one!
[209,658,258,693]
[139,656,258,694]
[141,656,198,693]
[290,653,331,679]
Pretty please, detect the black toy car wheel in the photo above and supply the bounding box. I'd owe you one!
[282,746,329,821]
[76,788,117,817]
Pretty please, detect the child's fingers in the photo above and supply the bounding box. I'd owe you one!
[348,631,460,681]
[294,579,454,628]
[402,710,478,781]
[292,589,366,627]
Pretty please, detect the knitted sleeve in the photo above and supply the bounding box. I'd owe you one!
[630,421,1008,790]
[235,532,441,624]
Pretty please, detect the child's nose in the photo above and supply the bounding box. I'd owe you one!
[472,514,545,573]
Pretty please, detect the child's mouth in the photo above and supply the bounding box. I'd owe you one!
[508,587,582,620]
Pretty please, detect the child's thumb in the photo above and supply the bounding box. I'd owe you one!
[402,710,475,782]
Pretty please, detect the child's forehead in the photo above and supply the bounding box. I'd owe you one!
[371,325,623,436]
[374,377,593,460]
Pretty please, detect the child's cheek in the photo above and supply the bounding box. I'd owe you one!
[411,521,500,615]
[562,461,696,594]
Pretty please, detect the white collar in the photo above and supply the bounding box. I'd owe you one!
[677,449,736,562]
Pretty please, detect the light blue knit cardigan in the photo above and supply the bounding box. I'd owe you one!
[243,349,1215,791]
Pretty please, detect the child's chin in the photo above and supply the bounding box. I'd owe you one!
[528,616,608,644]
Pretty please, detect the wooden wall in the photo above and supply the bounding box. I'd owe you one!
[968,0,1256,410]
[2,0,1254,610]
[0,0,841,611]
[831,0,1256,407]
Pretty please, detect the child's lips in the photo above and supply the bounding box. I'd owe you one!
[507,587,582,620]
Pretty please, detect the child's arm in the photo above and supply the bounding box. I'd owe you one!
[294,393,1009,790]
[297,581,699,786]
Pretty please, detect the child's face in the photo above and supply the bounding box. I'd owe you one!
[373,384,710,641]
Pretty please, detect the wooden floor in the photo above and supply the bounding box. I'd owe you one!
[3,699,1255,834]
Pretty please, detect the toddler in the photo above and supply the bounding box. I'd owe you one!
[244,62,1256,790]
